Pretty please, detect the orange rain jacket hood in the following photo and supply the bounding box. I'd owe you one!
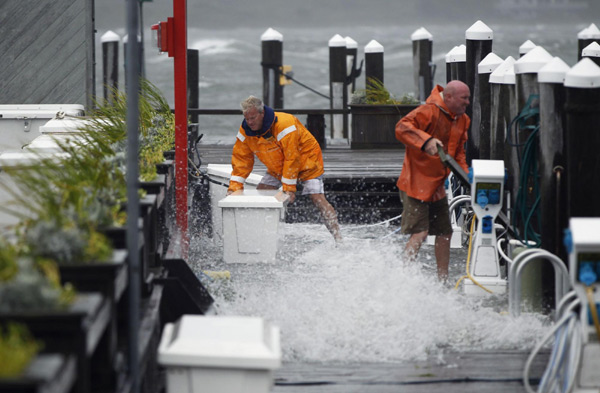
[229,106,324,193]
[395,85,469,202]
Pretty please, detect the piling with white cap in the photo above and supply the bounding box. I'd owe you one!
[445,44,466,83]
[101,30,120,105]
[411,27,433,102]
[581,41,600,67]
[538,57,571,261]
[564,58,600,218]
[519,40,536,57]
[345,36,360,94]
[466,20,494,163]
[577,23,600,61]
[477,52,503,159]
[329,34,347,140]
[364,39,384,88]
[261,28,284,109]
[489,56,516,162]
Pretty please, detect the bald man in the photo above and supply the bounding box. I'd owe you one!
[395,80,470,281]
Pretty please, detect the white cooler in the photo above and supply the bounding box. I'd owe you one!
[0,104,84,153]
[158,315,281,393]
[218,190,288,264]
[207,164,263,241]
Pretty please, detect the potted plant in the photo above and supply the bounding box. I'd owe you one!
[349,78,421,149]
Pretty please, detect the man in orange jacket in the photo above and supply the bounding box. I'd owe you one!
[395,80,470,281]
[227,96,342,243]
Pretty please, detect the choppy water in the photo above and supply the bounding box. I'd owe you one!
[188,220,551,363]
[96,21,589,144]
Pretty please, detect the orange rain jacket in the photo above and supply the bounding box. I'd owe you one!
[229,106,324,193]
[395,85,469,202]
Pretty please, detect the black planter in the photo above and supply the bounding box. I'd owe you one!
[0,353,77,393]
[58,251,128,391]
[0,293,111,393]
[349,104,419,149]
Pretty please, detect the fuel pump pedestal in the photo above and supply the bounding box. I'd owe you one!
[464,159,507,296]
[565,218,600,392]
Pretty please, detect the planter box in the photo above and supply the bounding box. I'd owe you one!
[350,104,419,149]
[0,293,111,393]
[0,353,77,393]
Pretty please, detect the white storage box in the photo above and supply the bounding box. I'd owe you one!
[218,190,288,264]
[39,117,96,134]
[158,315,281,393]
[0,105,84,152]
[207,164,263,241]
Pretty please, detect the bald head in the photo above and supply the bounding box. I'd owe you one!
[443,80,470,116]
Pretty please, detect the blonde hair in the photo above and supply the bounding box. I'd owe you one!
[240,95,264,114]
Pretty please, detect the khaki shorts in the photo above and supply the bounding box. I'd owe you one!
[259,173,325,195]
[399,190,452,236]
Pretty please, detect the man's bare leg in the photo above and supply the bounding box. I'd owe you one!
[309,193,342,242]
[404,231,428,262]
[435,234,451,282]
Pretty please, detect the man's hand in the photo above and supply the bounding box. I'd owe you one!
[226,189,234,196]
[284,191,296,203]
[424,138,443,156]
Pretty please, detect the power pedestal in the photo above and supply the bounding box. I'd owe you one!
[565,218,600,392]
[463,159,507,296]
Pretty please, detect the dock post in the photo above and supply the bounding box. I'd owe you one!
[577,23,600,61]
[446,44,466,83]
[102,30,120,105]
[411,27,433,102]
[329,34,347,140]
[538,57,570,262]
[564,58,600,218]
[477,52,503,159]
[261,28,284,109]
[345,36,359,95]
[364,39,384,89]
[519,39,536,57]
[466,20,493,163]
[508,46,552,240]
[582,42,600,67]
[489,56,516,216]
[187,49,199,123]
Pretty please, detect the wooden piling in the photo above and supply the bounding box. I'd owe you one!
[345,36,359,94]
[365,39,384,89]
[466,20,493,163]
[411,27,433,102]
[577,23,600,61]
[582,42,600,67]
[519,40,536,57]
[446,45,466,83]
[261,28,284,109]
[538,57,570,262]
[477,52,503,159]
[329,34,347,140]
[510,46,552,237]
[102,31,120,105]
[564,58,600,218]
[489,56,516,195]
[187,49,199,123]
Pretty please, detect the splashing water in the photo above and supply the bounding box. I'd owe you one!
[189,222,551,363]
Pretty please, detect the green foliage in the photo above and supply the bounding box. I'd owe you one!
[350,78,420,105]
[0,322,42,378]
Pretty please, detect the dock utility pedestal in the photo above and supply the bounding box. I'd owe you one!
[218,190,289,263]
[158,315,281,393]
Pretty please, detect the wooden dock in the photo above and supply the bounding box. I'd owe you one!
[273,350,550,393]
[197,144,405,224]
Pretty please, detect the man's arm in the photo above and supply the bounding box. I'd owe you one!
[228,134,255,193]
[395,106,436,151]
